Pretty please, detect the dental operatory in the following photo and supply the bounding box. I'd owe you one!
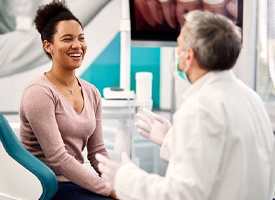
[1,0,275,199]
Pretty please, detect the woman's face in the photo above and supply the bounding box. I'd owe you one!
[50,20,87,71]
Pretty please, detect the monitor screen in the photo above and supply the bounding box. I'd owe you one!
[129,0,243,47]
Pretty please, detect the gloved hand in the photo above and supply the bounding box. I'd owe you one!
[135,108,172,146]
[96,152,131,188]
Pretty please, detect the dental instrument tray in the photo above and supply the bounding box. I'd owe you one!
[103,87,135,100]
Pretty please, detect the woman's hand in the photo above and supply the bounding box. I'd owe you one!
[109,189,119,199]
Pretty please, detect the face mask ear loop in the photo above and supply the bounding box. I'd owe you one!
[183,64,190,73]
[176,49,188,72]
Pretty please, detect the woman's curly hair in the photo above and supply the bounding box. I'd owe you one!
[34,0,82,59]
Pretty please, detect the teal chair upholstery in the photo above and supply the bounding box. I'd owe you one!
[0,113,58,200]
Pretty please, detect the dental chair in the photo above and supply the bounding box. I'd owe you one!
[0,113,58,200]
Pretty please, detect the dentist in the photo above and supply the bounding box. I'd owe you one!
[96,10,275,200]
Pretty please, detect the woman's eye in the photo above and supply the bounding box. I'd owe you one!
[79,37,85,41]
[63,38,71,41]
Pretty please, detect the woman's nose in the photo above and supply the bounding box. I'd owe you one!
[71,40,81,48]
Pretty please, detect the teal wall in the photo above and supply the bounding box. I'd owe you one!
[81,33,160,108]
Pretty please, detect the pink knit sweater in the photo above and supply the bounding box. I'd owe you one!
[20,74,112,196]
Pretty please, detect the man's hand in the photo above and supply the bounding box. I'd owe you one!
[135,108,172,146]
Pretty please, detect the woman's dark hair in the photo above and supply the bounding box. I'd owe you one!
[34,0,82,59]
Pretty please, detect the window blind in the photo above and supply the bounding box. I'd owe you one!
[256,0,275,100]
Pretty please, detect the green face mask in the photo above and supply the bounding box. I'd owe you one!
[175,56,189,81]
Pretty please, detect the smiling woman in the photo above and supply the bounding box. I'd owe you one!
[43,20,86,75]
[19,0,117,199]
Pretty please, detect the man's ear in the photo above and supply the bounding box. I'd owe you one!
[185,48,196,67]
[43,40,52,54]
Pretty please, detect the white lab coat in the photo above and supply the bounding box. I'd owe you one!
[114,70,275,200]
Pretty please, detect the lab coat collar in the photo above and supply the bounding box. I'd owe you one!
[182,70,236,101]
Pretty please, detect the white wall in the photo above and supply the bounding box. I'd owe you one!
[0,62,50,113]
[233,0,257,90]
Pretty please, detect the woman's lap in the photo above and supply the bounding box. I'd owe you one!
[51,182,114,200]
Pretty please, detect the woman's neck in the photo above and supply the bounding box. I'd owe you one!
[48,69,76,87]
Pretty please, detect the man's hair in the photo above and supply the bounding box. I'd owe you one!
[181,10,242,71]
[34,0,82,59]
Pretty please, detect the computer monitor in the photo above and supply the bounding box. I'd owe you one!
[129,0,243,47]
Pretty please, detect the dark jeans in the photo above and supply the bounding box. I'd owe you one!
[51,182,114,200]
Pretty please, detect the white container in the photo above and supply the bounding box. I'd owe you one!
[135,72,153,100]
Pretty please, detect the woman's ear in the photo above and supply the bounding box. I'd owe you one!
[43,40,52,54]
